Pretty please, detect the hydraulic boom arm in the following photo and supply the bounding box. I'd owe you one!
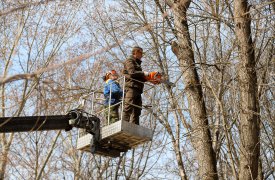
[0,109,100,134]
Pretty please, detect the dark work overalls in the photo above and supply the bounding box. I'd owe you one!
[122,56,146,125]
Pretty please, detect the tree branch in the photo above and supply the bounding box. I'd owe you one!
[0,0,55,17]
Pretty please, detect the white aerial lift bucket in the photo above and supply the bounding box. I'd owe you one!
[76,76,153,157]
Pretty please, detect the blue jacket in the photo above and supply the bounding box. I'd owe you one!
[104,79,123,106]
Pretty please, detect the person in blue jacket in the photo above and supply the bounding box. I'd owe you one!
[103,70,123,124]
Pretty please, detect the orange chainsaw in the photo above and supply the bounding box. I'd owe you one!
[145,72,175,87]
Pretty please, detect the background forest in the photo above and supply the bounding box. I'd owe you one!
[0,0,274,179]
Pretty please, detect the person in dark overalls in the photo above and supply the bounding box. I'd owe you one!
[122,46,159,125]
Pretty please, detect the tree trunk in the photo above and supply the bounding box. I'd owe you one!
[171,0,218,179]
[0,134,14,180]
[234,0,260,179]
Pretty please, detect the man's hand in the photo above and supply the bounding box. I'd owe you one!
[144,71,149,76]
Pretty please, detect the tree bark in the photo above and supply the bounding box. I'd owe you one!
[171,0,218,179]
[234,0,260,179]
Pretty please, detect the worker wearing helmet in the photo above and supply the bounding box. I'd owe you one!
[122,46,160,125]
[103,70,123,124]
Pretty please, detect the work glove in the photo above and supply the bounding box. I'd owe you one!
[144,71,149,76]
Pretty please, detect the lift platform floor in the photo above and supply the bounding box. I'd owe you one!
[77,120,153,157]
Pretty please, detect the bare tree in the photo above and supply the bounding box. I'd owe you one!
[234,0,260,179]
[0,1,87,179]
[168,0,218,179]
